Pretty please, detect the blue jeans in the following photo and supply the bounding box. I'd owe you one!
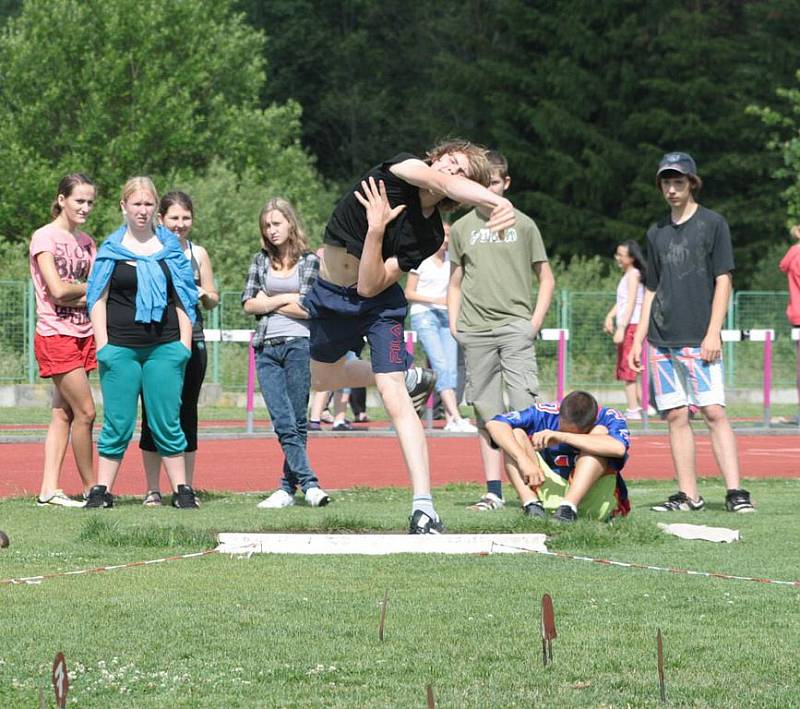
[255,337,319,494]
[410,308,458,392]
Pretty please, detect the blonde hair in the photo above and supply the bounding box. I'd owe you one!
[425,139,491,211]
[120,176,159,230]
[259,197,308,266]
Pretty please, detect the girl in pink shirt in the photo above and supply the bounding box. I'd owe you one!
[29,174,98,507]
[779,224,800,416]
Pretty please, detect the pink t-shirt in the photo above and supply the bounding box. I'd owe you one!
[29,224,96,337]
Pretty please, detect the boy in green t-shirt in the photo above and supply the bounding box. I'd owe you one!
[448,152,555,512]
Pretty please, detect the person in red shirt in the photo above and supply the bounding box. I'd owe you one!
[779,224,800,419]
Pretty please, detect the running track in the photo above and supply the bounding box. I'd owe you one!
[2,432,798,498]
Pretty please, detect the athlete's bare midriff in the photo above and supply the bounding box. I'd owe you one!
[319,244,359,287]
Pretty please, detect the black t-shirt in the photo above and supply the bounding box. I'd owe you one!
[323,153,445,272]
[106,261,181,347]
[644,205,735,347]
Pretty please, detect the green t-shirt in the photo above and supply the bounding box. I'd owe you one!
[449,208,548,332]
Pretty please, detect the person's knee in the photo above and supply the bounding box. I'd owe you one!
[375,373,409,415]
[72,400,96,426]
[700,404,727,425]
[665,406,690,426]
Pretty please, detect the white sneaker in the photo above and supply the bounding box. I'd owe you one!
[257,489,295,509]
[304,486,331,507]
[624,408,642,421]
[467,492,505,511]
[37,490,85,508]
[444,417,478,433]
[455,417,477,432]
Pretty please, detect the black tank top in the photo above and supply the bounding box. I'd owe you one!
[106,261,180,347]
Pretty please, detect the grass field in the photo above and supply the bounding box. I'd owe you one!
[1,479,798,707]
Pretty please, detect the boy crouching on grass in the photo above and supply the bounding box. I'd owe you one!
[485,391,631,523]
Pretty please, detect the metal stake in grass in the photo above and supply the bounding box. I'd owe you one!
[426,683,436,708]
[657,628,666,703]
[378,589,389,641]
[540,593,557,666]
[52,652,69,709]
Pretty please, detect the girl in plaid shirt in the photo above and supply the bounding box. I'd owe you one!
[242,197,331,509]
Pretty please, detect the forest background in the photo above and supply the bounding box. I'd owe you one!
[2,0,800,293]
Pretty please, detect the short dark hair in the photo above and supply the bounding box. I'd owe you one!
[559,391,598,432]
[486,150,509,179]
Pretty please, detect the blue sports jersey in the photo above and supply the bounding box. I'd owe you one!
[491,402,630,502]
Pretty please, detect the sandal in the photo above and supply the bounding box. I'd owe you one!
[143,490,162,507]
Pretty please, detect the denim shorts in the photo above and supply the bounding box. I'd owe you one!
[304,277,411,373]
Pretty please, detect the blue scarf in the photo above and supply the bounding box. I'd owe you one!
[87,224,197,324]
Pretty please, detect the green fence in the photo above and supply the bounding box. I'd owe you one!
[3,281,794,394]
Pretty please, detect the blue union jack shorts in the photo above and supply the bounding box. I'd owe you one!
[650,346,726,410]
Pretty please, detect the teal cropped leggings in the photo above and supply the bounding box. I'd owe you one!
[97,341,191,459]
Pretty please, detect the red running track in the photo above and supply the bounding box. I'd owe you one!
[1,433,799,498]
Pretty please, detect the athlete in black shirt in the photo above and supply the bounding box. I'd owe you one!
[303,140,516,533]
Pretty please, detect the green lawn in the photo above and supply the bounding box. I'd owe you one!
[1,479,798,707]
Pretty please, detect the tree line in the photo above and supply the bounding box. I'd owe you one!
[2,0,800,290]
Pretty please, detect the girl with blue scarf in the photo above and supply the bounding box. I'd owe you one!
[85,176,199,509]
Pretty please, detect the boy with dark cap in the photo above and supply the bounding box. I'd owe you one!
[629,152,754,513]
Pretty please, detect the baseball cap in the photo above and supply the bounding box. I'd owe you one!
[657,152,697,177]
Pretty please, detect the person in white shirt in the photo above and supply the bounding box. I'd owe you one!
[405,224,477,432]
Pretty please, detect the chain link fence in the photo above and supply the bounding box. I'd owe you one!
[2,281,795,396]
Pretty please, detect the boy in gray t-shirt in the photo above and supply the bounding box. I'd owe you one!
[448,151,555,512]
[630,152,754,514]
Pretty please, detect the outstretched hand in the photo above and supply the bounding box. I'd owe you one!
[354,177,405,236]
[486,197,515,232]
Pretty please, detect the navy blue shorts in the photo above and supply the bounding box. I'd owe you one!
[304,278,411,374]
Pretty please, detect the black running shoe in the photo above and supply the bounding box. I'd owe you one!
[523,500,546,519]
[405,367,437,415]
[408,509,445,535]
[651,491,705,512]
[725,488,755,513]
[84,484,114,509]
[552,504,578,524]
[171,484,199,509]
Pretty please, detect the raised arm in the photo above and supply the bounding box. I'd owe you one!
[354,177,406,298]
[389,159,515,232]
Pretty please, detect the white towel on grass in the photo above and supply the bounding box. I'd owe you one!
[658,523,740,543]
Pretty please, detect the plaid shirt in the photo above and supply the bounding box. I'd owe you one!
[241,250,320,348]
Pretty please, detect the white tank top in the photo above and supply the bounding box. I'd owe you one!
[409,254,449,315]
[615,268,644,326]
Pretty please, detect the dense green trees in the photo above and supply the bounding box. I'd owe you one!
[0,0,330,282]
[244,0,800,285]
[1,1,799,287]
